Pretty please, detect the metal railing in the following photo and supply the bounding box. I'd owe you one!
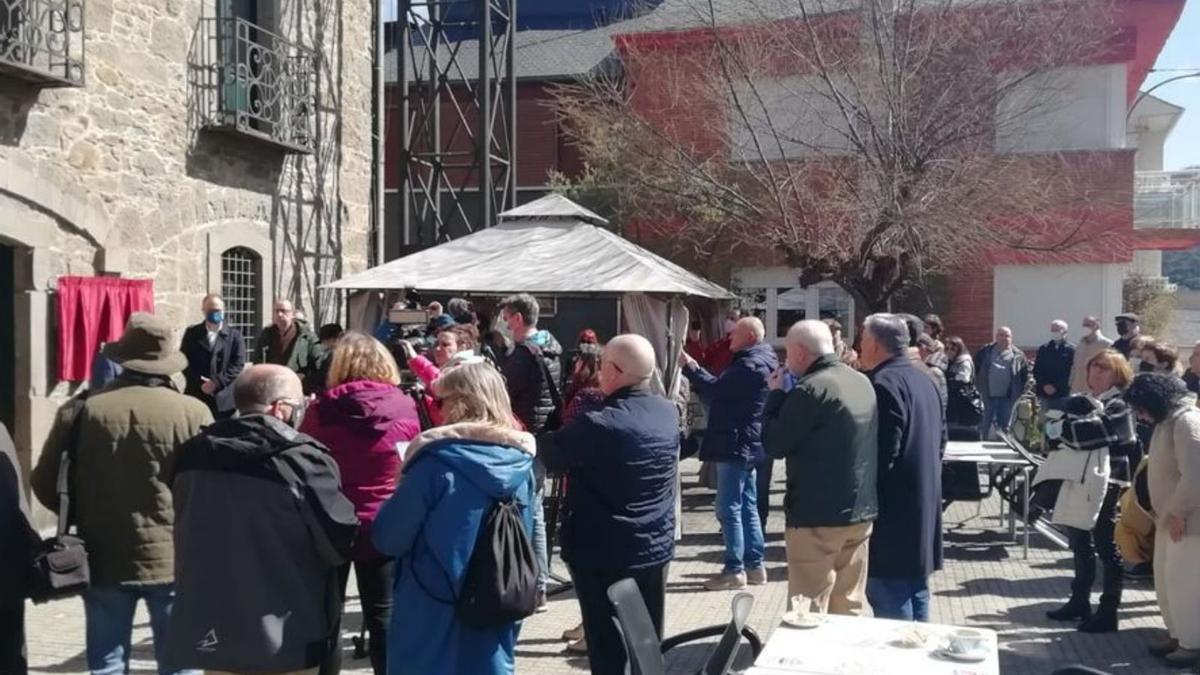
[0,0,85,86]
[1135,170,1200,231]
[194,16,315,153]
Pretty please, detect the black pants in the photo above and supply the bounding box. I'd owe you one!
[1067,484,1123,608]
[321,557,395,675]
[0,600,26,675]
[570,563,668,675]
[757,458,774,533]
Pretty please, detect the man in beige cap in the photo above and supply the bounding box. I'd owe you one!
[33,312,212,675]
[537,334,680,675]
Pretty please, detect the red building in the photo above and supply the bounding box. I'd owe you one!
[384,0,1185,349]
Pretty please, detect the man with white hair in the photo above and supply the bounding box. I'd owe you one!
[538,334,680,675]
[681,317,778,590]
[763,320,879,615]
[858,314,946,622]
[1071,316,1113,393]
[1034,319,1076,408]
[974,326,1030,439]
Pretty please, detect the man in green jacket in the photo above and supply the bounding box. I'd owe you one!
[256,299,324,393]
[32,313,212,674]
[763,319,879,616]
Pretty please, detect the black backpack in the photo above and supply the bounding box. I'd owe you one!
[457,498,539,627]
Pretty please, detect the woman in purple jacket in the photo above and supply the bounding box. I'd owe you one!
[302,332,421,675]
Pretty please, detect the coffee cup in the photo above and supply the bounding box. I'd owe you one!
[946,629,987,655]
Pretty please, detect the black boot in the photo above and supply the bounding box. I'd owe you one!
[1078,604,1118,633]
[1047,595,1092,622]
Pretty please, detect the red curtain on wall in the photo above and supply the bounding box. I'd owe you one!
[57,276,155,382]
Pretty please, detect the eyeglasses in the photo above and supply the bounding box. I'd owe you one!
[601,358,624,374]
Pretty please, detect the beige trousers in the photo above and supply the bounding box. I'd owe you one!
[207,670,319,675]
[784,521,873,616]
[1154,528,1200,650]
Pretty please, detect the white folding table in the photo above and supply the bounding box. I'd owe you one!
[943,440,1035,558]
[747,614,1000,675]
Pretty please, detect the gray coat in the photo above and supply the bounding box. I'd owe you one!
[974,343,1030,403]
[165,415,358,673]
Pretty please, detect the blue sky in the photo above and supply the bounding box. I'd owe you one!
[1146,0,1200,170]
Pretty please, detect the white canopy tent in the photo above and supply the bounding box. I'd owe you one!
[326,194,734,300]
[325,193,734,400]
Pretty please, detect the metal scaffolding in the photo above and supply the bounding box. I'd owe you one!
[395,0,517,253]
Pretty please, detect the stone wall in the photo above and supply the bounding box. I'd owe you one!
[0,0,375,514]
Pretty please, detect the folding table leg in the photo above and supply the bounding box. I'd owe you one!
[1022,467,1031,559]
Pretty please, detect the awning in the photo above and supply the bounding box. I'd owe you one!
[325,195,734,299]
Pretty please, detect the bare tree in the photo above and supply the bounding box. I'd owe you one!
[553,0,1129,312]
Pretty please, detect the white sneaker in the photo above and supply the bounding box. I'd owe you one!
[704,571,748,591]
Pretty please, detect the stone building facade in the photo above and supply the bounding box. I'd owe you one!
[0,0,374,505]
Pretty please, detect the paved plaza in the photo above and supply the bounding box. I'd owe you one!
[26,458,1183,674]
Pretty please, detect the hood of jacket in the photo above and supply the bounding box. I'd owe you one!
[527,329,563,358]
[404,422,535,499]
[314,380,415,436]
[202,414,310,459]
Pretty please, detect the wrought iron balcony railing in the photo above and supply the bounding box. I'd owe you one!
[1135,170,1200,231]
[194,16,315,154]
[0,0,85,86]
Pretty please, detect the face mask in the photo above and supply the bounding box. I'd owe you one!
[1116,322,1131,337]
[1085,326,1098,337]
[1139,361,1156,373]
[1129,357,1142,371]
[724,319,738,335]
[206,310,224,325]
[1051,331,1065,343]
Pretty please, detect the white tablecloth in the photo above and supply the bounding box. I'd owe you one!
[944,440,1026,464]
[750,614,1000,675]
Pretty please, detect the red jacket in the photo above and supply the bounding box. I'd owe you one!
[301,380,421,559]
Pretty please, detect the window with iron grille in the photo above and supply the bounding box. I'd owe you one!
[220,247,261,353]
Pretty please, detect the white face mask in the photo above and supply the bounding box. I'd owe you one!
[1085,326,1098,337]
[1051,331,1064,342]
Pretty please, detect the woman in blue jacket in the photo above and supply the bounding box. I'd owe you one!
[373,362,536,675]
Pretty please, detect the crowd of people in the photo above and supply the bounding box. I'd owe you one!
[1,291,1199,675]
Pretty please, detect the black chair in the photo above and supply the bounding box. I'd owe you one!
[607,578,762,675]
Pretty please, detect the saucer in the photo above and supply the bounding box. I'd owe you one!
[780,611,823,629]
[934,647,989,663]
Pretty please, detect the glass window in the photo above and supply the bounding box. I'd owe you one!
[776,287,808,338]
[221,247,262,353]
[818,284,853,339]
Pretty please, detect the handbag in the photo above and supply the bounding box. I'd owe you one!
[29,397,92,604]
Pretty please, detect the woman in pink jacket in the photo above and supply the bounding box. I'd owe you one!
[302,332,421,675]
[402,324,482,426]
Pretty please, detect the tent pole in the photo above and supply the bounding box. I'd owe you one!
[665,295,677,393]
[615,296,623,334]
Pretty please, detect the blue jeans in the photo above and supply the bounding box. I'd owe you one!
[83,584,196,675]
[714,460,765,574]
[867,576,931,621]
[980,396,1015,439]
[532,459,548,593]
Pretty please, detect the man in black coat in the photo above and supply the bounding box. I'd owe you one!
[180,293,247,418]
[1,422,34,675]
[537,334,679,675]
[1034,319,1075,410]
[497,293,563,609]
[859,313,946,622]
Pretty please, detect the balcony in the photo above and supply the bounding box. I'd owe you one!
[1135,170,1200,231]
[0,0,85,87]
[193,16,315,154]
